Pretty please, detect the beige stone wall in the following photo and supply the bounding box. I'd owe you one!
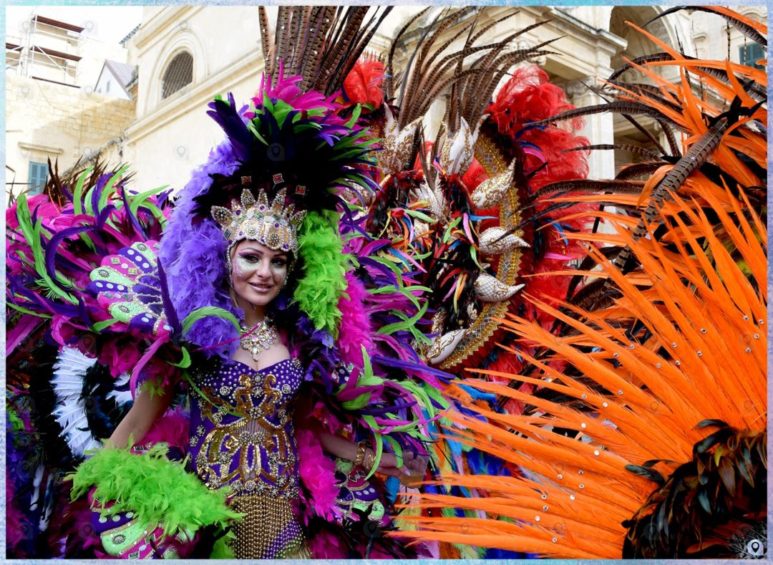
[6,73,136,198]
[125,6,262,191]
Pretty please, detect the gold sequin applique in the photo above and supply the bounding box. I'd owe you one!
[195,373,298,498]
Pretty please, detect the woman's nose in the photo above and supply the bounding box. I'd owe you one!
[255,258,272,277]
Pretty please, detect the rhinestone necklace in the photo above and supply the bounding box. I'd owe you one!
[240,319,279,361]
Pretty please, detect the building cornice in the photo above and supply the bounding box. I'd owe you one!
[127,51,263,144]
[546,7,627,55]
[132,6,205,53]
[19,141,63,154]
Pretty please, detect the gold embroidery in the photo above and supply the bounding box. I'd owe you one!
[196,373,297,497]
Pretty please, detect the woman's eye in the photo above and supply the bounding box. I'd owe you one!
[241,254,259,263]
[272,259,287,267]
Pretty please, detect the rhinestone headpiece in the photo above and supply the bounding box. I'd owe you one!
[211,188,306,253]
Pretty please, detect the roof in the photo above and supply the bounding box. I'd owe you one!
[33,15,84,34]
[120,24,141,47]
[104,59,135,88]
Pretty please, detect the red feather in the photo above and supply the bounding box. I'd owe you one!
[343,59,386,110]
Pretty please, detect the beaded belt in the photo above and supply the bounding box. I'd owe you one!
[230,494,309,559]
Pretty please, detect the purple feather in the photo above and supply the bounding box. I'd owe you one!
[372,354,453,383]
[158,141,242,357]
[206,93,255,163]
[156,259,181,336]
[45,225,93,286]
[120,186,147,239]
[95,204,117,230]
[6,315,44,355]
[89,174,109,216]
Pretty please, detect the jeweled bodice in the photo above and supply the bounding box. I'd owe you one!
[188,357,303,498]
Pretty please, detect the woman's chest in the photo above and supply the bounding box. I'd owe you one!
[193,358,304,419]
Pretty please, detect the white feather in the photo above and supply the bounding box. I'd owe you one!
[52,348,105,456]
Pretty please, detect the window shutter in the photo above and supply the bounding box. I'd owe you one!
[739,42,765,69]
[162,52,194,99]
[28,161,48,194]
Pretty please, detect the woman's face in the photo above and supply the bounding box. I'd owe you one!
[230,240,289,311]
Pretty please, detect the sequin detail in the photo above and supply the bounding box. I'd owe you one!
[210,189,305,253]
[188,358,303,499]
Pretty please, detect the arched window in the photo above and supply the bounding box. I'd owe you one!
[161,51,193,99]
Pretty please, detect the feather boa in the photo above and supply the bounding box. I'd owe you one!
[139,407,190,451]
[69,444,240,535]
[295,210,348,335]
[296,426,341,523]
[158,141,242,358]
[336,271,376,369]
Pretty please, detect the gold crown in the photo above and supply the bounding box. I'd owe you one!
[211,188,306,253]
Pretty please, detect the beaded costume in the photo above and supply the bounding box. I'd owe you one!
[189,358,307,558]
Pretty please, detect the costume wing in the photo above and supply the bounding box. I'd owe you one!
[6,164,237,557]
[340,12,599,556]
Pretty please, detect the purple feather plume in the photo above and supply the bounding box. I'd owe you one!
[157,141,242,358]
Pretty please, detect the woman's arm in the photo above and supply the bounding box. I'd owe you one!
[318,432,427,480]
[106,385,173,449]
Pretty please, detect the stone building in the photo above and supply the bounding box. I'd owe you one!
[5,10,136,199]
[123,5,766,193]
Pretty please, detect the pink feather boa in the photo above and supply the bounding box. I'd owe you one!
[137,407,190,450]
[296,426,341,525]
[336,272,376,369]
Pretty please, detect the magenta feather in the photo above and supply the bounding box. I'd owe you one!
[6,315,44,356]
[5,472,28,552]
[296,426,341,523]
[308,530,348,558]
[139,407,190,450]
[129,336,169,396]
[336,272,376,369]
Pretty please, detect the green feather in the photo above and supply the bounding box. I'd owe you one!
[16,195,77,303]
[7,302,52,318]
[345,104,363,128]
[128,185,170,227]
[69,445,241,536]
[377,301,429,342]
[90,166,126,216]
[210,530,236,558]
[182,306,241,336]
[404,209,436,224]
[72,166,94,216]
[66,167,97,250]
[7,408,25,432]
[383,435,404,468]
[341,349,385,410]
[295,210,347,335]
[170,346,192,369]
[400,379,438,420]
[92,318,121,332]
[361,421,384,480]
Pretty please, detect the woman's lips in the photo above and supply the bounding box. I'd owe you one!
[249,283,273,292]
